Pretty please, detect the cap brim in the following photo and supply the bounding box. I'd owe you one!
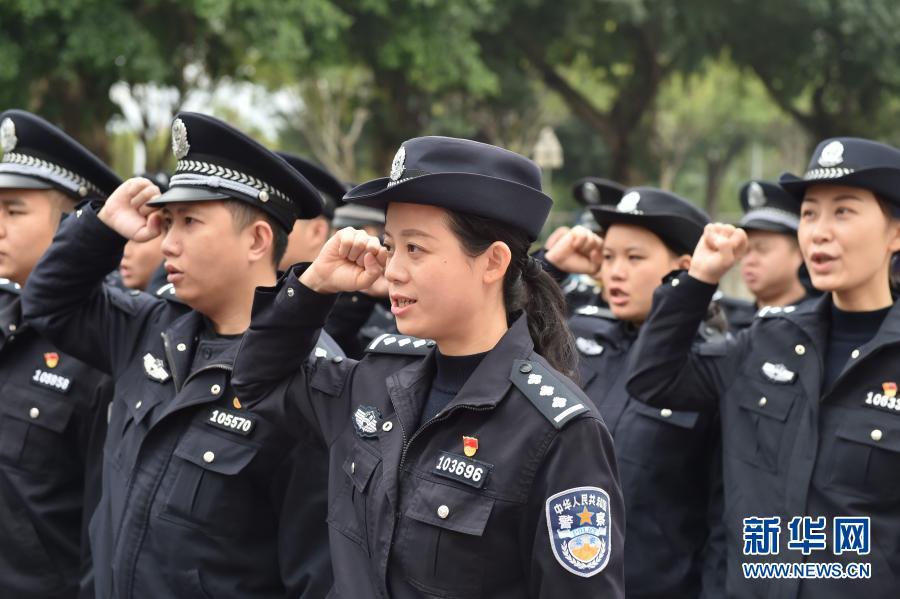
[147,185,231,206]
[0,173,53,190]
[739,217,796,235]
[590,207,702,255]
[779,168,900,205]
[343,173,552,241]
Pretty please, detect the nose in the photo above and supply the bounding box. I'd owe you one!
[608,257,627,281]
[384,252,407,284]
[160,228,180,258]
[808,214,833,244]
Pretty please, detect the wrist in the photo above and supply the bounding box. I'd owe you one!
[687,265,722,285]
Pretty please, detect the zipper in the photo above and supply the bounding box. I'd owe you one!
[182,363,232,388]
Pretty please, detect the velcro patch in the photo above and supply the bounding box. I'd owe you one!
[432,451,493,489]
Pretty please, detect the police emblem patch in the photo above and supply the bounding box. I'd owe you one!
[761,362,796,384]
[353,405,381,438]
[616,191,641,214]
[747,181,767,208]
[1,118,17,152]
[171,118,190,159]
[390,146,406,181]
[575,337,604,356]
[818,140,844,167]
[142,353,170,383]
[546,486,611,577]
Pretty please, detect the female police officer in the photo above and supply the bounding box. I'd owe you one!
[232,136,625,598]
[550,188,727,599]
[626,138,900,599]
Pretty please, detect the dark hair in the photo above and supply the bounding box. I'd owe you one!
[223,200,288,266]
[445,210,578,379]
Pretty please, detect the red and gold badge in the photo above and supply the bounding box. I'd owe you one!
[43,352,59,368]
[883,382,897,398]
[463,436,478,457]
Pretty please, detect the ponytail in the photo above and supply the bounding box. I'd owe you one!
[446,211,578,379]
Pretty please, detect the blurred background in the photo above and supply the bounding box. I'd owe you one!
[3,0,899,262]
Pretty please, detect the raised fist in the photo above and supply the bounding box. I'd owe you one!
[687,223,749,284]
[300,227,387,294]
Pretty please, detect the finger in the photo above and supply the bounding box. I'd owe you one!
[346,229,372,263]
[336,227,358,260]
[131,185,162,209]
[545,226,570,249]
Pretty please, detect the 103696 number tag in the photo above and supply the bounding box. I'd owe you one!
[206,408,256,436]
[433,450,493,489]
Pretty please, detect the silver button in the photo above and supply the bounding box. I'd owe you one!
[871,429,883,442]
[29,407,40,419]
[382,421,393,432]
[794,344,806,356]
[851,349,860,359]
[8,323,15,332]
[671,278,680,287]
[287,287,295,297]
[211,384,221,395]
[76,209,83,218]
[135,401,142,409]
[203,451,215,463]
[660,408,673,418]
[437,505,450,519]
[259,190,270,203]
[758,397,767,407]
[176,343,187,352]
[351,462,356,474]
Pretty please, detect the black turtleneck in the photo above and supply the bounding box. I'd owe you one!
[420,350,488,426]
[824,304,891,389]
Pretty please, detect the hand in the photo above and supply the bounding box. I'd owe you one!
[300,227,387,294]
[544,225,604,276]
[361,274,389,298]
[98,177,163,242]
[687,223,748,284]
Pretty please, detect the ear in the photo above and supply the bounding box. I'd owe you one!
[482,241,512,285]
[888,219,900,254]
[246,220,275,265]
[676,254,692,271]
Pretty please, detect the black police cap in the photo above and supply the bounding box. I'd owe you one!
[0,109,121,200]
[738,180,799,234]
[343,136,553,241]
[148,113,324,232]
[571,177,626,208]
[780,137,900,209]
[589,187,710,255]
[276,152,349,220]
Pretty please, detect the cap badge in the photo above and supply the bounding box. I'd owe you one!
[171,118,190,160]
[616,191,641,213]
[1,118,17,153]
[582,181,600,205]
[748,182,767,208]
[390,146,406,181]
[818,140,844,168]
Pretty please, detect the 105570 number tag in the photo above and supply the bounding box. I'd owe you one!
[432,450,493,489]
[206,408,256,436]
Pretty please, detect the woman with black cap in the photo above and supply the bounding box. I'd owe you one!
[548,187,728,599]
[232,136,625,598]
[626,138,900,599]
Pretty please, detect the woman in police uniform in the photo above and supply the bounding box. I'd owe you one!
[233,136,625,598]
[626,138,900,599]
[548,188,726,599]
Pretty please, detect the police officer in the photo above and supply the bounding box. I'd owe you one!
[553,187,727,598]
[22,112,336,599]
[626,138,900,598]
[232,136,625,598]
[0,109,119,598]
[718,180,815,330]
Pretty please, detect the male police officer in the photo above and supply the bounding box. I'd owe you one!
[719,180,813,330]
[22,112,334,599]
[0,109,120,599]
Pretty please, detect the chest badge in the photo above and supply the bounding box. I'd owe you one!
[353,405,381,438]
[43,352,59,368]
[575,337,604,356]
[143,353,170,383]
[463,436,478,457]
[761,362,796,384]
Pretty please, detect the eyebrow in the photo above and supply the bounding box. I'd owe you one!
[0,197,26,206]
[383,228,436,239]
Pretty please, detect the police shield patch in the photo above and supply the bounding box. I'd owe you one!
[545,486,611,577]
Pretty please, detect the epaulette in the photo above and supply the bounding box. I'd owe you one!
[155,283,186,305]
[509,359,588,429]
[755,304,799,319]
[0,278,21,295]
[573,304,615,319]
[365,333,433,356]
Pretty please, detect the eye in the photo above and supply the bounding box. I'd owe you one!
[407,244,421,254]
[628,255,644,262]
[383,242,394,254]
[184,216,196,225]
[800,208,816,219]
[835,207,852,216]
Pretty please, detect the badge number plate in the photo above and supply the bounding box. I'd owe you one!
[433,451,493,489]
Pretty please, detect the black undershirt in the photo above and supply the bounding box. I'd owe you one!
[824,304,891,390]
[420,350,488,426]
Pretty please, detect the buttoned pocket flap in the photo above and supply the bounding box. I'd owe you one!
[405,479,494,536]
[174,427,258,475]
[342,443,380,493]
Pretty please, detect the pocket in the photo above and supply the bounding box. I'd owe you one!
[618,400,702,465]
[726,377,797,472]
[828,418,900,499]
[399,478,494,598]
[0,387,75,471]
[161,426,260,536]
[327,443,381,550]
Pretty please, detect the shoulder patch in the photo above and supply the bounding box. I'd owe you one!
[756,304,798,319]
[574,304,615,319]
[0,278,21,295]
[365,333,433,356]
[546,486,612,577]
[510,359,587,429]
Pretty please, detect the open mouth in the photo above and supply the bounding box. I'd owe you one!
[390,294,417,315]
[608,287,629,305]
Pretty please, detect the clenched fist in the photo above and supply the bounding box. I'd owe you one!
[544,225,604,276]
[687,223,748,284]
[98,177,163,242]
[300,227,388,294]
